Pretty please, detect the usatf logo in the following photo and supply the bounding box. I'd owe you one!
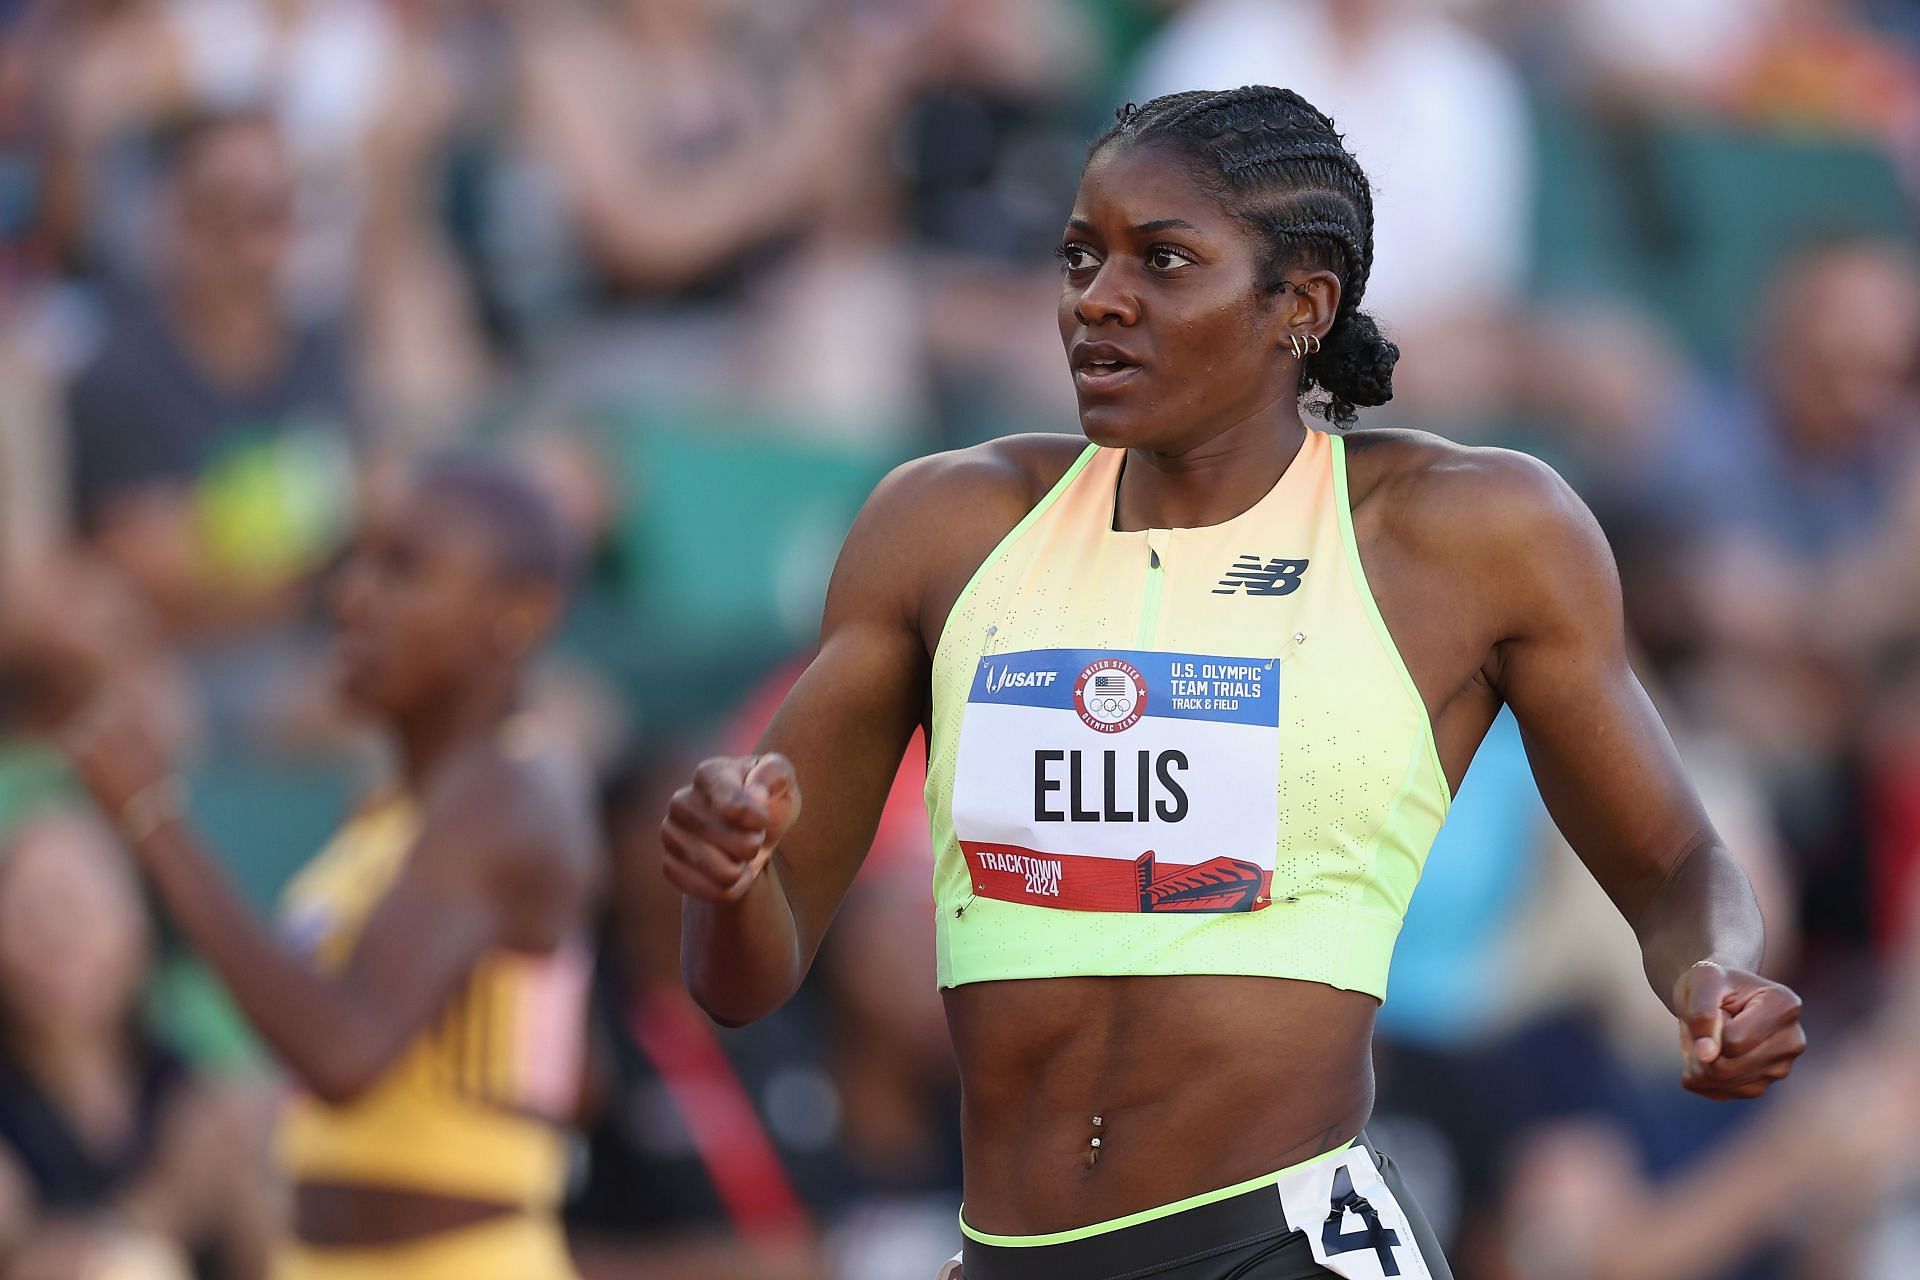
[984,664,1059,694]
[1073,658,1146,733]
[1212,555,1309,597]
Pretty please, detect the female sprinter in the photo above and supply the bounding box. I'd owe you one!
[59,455,597,1280]
[660,88,1808,1279]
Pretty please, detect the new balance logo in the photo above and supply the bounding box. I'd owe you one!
[1212,555,1309,597]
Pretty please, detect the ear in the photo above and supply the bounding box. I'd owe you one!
[494,588,561,658]
[1277,268,1343,350]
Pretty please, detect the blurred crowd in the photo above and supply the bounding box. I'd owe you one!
[1,0,1919,1277]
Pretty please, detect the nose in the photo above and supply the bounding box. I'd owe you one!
[1073,262,1140,328]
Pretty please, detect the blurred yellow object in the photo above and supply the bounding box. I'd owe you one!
[272,1215,576,1280]
[276,795,587,1209]
[194,428,355,585]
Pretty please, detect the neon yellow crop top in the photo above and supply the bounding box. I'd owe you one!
[276,795,588,1207]
[925,430,1451,999]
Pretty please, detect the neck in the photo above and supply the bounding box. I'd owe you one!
[390,673,522,791]
[170,275,285,390]
[1113,407,1309,532]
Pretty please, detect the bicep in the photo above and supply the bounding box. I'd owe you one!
[336,754,588,1054]
[332,859,502,1049]
[757,479,934,957]
[1492,476,1718,917]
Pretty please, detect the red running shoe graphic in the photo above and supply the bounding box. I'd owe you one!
[1134,851,1266,913]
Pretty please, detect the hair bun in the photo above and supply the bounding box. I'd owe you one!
[1307,310,1397,424]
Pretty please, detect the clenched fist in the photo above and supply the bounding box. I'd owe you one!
[660,754,801,902]
[1673,960,1806,1101]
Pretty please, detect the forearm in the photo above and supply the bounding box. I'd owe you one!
[537,73,830,291]
[1633,842,1765,1011]
[1590,1130,1807,1280]
[680,861,808,1027]
[133,820,389,1100]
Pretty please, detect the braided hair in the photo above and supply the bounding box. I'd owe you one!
[1091,86,1397,426]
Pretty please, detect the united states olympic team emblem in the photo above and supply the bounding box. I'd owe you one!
[1073,658,1147,733]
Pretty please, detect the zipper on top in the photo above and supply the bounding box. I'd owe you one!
[1136,530,1170,647]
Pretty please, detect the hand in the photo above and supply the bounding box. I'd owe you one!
[1673,961,1806,1100]
[0,557,148,729]
[660,755,802,903]
[57,691,181,843]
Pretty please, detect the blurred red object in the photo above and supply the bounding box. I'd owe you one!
[1872,742,1920,956]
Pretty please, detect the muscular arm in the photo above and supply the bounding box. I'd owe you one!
[674,441,1055,1026]
[67,711,591,1103]
[677,460,942,1025]
[1479,456,1761,996]
[1445,450,1800,1096]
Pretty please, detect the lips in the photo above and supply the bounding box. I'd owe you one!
[1071,340,1144,394]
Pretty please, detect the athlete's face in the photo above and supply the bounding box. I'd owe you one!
[329,478,548,720]
[1058,144,1305,451]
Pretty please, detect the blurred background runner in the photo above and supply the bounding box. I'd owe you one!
[2,1,1920,1277]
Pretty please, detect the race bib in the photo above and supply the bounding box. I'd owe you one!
[950,648,1280,913]
[1275,1147,1432,1280]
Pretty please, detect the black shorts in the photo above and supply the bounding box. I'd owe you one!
[955,1133,1451,1280]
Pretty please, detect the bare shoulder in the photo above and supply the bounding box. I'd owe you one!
[1342,427,1604,562]
[1342,428,1618,644]
[415,735,598,905]
[834,433,1090,639]
[865,433,1088,532]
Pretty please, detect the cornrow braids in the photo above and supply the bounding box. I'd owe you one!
[1089,86,1397,425]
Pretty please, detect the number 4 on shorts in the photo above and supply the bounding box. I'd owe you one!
[1323,1164,1402,1276]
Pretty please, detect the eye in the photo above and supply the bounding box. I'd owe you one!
[1056,243,1100,273]
[1146,245,1196,271]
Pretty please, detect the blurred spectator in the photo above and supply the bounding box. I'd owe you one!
[1499,1046,1920,1280]
[158,0,397,317]
[811,874,960,1280]
[64,110,356,644]
[572,745,959,1280]
[570,747,828,1280]
[0,807,276,1280]
[1652,235,1920,804]
[513,0,932,439]
[1721,0,1920,147]
[0,556,197,766]
[1132,0,1533,421]
[887,0,1095,443]
[1494,805,1920,1280]
[0,0,183,282]
[1547,0,1777,108]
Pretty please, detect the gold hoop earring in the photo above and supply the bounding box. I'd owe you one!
[1287,334,1305,359]
[1305,333,1321,355]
